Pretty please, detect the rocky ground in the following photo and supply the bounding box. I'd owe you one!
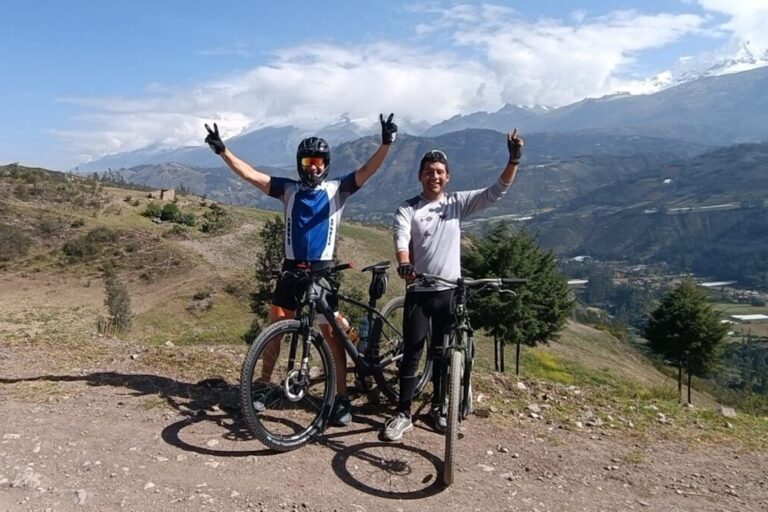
[1,335,767,512]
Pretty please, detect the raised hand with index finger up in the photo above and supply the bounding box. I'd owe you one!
[507,128,523,164]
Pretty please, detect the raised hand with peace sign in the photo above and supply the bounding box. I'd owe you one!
[204,123,226,155]
[380,113,397,145]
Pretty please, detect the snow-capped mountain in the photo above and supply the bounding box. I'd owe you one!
[642,42,768,92]
[76,56,768,172]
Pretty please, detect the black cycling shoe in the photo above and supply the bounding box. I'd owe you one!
[330,395,352,427]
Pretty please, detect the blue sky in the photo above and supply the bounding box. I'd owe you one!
[2,0,767,170]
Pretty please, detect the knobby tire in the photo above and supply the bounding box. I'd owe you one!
[239,319,337,452]
[444,346,464,486]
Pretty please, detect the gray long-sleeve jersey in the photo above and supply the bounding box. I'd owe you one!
[393,178,511,291]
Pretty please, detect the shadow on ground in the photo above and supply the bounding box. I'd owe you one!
[1,372,447,497]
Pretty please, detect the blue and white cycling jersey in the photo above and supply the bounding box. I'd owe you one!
[268,172,359,261]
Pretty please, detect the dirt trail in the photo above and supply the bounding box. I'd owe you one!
[1,337,766,512]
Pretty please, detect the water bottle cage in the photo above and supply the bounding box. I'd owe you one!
[369,272,387,301]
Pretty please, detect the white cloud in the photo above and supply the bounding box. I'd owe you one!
[439,6,705,104]
[698,0,768,50]
[59,41,499,162]
[58,4,719,165]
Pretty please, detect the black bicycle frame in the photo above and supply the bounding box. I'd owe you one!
[292,272,400,378]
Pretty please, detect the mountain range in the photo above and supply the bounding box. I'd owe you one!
[77,65,768,172]
[425,66,768,144]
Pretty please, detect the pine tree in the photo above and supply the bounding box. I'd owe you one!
[462,223,573,373]
[644,278,727,402]
[245,216,285,342]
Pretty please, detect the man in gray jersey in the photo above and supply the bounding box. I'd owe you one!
[383,130,524,441]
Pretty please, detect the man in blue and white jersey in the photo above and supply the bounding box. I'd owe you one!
[204,114,398,426]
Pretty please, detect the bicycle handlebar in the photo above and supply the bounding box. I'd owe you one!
[410,273,527,290]
[269,262,354,281]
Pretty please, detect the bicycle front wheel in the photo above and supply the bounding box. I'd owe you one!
[374,296,432,404]
[443,345,464,486]
[240,319,337,451]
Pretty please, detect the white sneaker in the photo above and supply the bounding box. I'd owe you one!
[383,412,413,441]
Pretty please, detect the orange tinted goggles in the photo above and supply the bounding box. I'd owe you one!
[300,156,326,168]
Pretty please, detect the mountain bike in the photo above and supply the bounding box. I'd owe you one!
[239,261,431,451]
[413,273,526,486]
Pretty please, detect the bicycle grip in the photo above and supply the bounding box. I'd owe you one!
[501,278,528,286]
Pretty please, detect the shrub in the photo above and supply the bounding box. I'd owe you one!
[98,265,132,335]
[200,203,232,234]
[162,224,190,239]
[160,203,181,222]
[142,202,162,218]
[0,224,33,261]
[243,318,264,345]
[179,212,197,226]
[37,217,64,238]
[62,227,119,262]
[193,289,211,300]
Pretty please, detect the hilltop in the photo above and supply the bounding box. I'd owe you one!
[1,164,767,511]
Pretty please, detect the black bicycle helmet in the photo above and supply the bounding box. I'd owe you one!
[296,136,331,187]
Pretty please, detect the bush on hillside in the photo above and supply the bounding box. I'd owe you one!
[162,224,190,239]
[142,202,162,219]
[179,212,197,226]
[200,203,232,234]
[62,227,119,262]
[160,203,181,222]
[0,223,33,261]
[98,265,132,335]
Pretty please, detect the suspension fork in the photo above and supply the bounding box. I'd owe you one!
[289,299,318,383]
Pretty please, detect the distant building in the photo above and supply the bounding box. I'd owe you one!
[729,314,768,324]
[148,189,175,201]
[700,280,737,289]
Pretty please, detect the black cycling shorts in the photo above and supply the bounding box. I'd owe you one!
[271,259,339,312]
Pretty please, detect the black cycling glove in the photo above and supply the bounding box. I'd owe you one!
[507,129,523,164]
[397,263,414,279]
[380,113,397,145]
[205,123,226,155]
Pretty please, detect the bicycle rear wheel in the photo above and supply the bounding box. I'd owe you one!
[443,343,464,486]
[240,319,337,451]
[373,296,432,403]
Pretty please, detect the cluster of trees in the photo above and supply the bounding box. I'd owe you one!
[719,335,768,396]
[141,201,233,235]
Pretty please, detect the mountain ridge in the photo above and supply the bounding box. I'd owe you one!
[75,65,768,172]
